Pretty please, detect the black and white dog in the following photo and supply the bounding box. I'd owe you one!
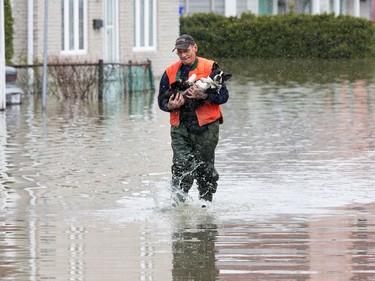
[194,62,232,92]
[163,63,231,104]
[168,74,197,97]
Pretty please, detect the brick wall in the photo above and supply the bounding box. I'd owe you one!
[11,0,28,64]
[11,0,179,78]
[120,0,179,78]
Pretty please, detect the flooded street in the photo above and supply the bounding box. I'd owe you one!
[1,59,375,280]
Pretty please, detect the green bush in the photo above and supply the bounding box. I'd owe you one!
[4,0,14,64]
[180,13,375,59]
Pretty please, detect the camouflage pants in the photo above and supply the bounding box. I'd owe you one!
[170,120,220,197]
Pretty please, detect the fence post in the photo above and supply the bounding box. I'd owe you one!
[98,59,104,99]
[128,60,133,94]
[147,59,155,91]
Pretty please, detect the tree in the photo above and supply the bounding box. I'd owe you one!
[4,0,14,64]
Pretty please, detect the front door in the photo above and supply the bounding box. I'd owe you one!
[104,0,119,62]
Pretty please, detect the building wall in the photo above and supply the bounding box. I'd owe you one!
[11,0,28,64]
[360,0,372,20]
[180,0,225,15]
[237,0,249,16]
[247,0,258,14]
[117,0,179,77]
[182,0,373,20]
[11,0,179,77]
[153,1,180,77]
[87,1,104,62]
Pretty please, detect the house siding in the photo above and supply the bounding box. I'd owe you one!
[11,0,179,78]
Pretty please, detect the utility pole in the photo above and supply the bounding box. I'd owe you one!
[0,0,6,110]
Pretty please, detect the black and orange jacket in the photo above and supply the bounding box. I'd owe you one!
[164,57,223,127]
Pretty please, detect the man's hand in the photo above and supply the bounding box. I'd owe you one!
[186,85,208,100]
[167,92,185,111]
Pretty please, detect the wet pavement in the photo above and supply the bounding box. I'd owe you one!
[0,58,375,280]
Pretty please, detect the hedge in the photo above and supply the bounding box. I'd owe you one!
[180,13,375,59]
[4,0,14,64]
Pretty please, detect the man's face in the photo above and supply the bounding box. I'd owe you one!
[176,44,197,65]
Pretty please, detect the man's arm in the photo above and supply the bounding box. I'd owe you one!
[158,71,171,112]
[158,71,185,112]
[207,83,229,105]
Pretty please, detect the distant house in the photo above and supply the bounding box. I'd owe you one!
[11,0,180,77]
[179,0,375,21]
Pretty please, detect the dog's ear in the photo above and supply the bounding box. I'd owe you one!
[211,62,219,71]
[223,73,232,81]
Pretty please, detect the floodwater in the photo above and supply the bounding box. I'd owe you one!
[1,58,375,281]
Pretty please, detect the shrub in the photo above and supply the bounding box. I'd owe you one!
[4,0,14,64]
[180,13,375,59]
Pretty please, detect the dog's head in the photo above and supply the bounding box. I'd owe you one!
[209,62,232,85]
[209,69,232,85]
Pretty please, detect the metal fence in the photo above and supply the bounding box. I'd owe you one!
[12,59,155,99]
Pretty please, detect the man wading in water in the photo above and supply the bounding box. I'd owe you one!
[158,34,230,207]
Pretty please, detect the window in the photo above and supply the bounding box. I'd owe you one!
[259,0,273,15]
[296,0,311,13]
[133,0,157,50]
[61,0,87,54]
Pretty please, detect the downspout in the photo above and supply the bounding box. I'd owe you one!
[312,0,321,14]
[354,0,360,17]
[28,0,34,88]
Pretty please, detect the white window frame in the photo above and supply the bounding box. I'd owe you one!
[133,0,157,51]
[61,0,87,55]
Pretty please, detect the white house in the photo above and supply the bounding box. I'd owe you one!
[11,0,180,78]
[179,0,375,21]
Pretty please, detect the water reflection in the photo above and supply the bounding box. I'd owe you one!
[216,218,310,280]
[100,82,155,120]
[215,203,375,280]
[172,215,219,281]
[0,58,375,280]
[220,58,375,85]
